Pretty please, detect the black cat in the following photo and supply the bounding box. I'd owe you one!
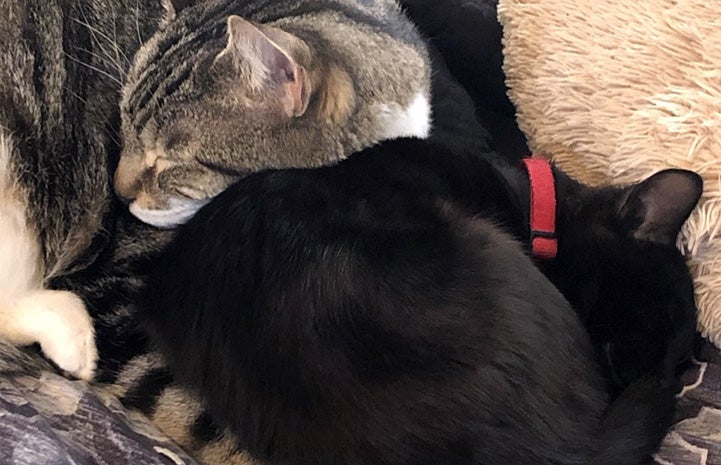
[139,135,700,465]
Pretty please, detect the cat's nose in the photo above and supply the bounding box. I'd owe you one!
[114,179,140,205]
[114,156,143,202]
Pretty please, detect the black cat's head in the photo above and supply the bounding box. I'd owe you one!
[544,169,703,386]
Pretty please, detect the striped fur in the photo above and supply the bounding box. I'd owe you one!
[0,1,430,463]
[0,0,249,462]
[115,0,431,228]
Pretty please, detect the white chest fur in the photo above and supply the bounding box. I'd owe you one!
[375,92,432,140]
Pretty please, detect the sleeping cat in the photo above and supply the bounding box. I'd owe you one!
[0,0,701,463]
[115,0,431,228]
[0,0,430,380]
[140,136,701,465]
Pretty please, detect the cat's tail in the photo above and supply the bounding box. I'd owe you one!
[591,376,674,465]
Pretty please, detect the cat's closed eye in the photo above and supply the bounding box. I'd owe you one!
[164,132,190,152]
[140,165,157,186]
[174,185,207,200]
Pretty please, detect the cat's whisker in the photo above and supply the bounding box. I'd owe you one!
[110,15,130,75]
[135,0,143,46]
[75,26,129,82]
[71,46,127,80]
[102,127,122,147]
[90,116,123,147]
[63,52,123,87]
[72,15,131,66]
[64,86,88,105]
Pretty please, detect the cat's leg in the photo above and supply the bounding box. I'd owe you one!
[0,133,97,380]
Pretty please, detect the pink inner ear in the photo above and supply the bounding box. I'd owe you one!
[286,66,306,117]
[258,39,295,83]
[225,15,308,117]
[246,27,306,116]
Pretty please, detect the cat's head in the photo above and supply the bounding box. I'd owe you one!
[116,2,318,228]
[545,169,703,386]
[115,0,430,228]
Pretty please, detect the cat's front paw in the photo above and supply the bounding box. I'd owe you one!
[15,290,98,380]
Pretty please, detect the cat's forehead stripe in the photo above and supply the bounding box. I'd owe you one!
[127,1,232,118]
[127,0,421,131]
[131,64,194,135]
[128,26,220,121]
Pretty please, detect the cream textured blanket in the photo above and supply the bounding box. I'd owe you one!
[498,0,721,344]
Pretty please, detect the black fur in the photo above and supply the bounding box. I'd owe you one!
[140,136,700,465]
[400,0,530,160]
[540,170,701,387]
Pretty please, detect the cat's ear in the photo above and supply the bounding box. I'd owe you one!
[618,169,702,246]
[221,15,310,118]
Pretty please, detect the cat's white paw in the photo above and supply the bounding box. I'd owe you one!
[36,291,98,380]
[8,290,98,380]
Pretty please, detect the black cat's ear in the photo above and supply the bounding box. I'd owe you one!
[161,0,194,22]
[618,169,703,246]
[217,16,310,118]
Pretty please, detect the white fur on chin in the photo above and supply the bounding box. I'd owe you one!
[129,196,211,229]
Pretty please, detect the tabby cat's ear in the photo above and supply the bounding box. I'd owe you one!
[221,15,310,118]
[618,169,703,246]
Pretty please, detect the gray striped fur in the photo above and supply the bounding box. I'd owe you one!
[115,0,431,228]
[0,1,431,464]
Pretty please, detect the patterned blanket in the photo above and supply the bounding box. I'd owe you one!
[654,340,721,465]
[0,369,196,465]
[1,339,719,465]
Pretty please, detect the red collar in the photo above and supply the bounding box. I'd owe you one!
[521,158,558,260]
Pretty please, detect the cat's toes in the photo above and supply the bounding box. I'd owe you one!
[24,290,98,380]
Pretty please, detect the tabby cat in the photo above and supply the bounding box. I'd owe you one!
[0,0,431,462]
[0,0,166,381]
[0,0,430,378]
[115,0,431,227]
